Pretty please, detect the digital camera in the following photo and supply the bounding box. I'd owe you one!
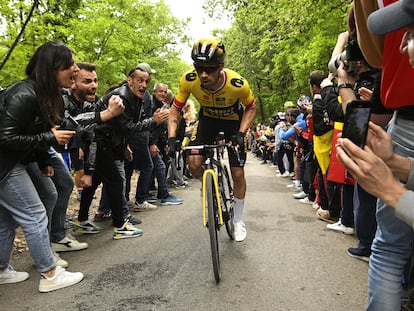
[328,37,365,75]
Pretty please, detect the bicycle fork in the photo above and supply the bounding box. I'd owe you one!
[202,169,224,227]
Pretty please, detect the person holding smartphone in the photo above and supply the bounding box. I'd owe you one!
[337,121,412,216]
[0,42,84,292]
[337,1,414,310]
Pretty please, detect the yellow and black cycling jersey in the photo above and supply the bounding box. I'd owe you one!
[173,68,256,121]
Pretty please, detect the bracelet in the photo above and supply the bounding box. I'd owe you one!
[337,83,354,91]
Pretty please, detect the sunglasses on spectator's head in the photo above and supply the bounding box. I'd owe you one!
[194,64,220,74]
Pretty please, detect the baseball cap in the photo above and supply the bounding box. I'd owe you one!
[283,101,295,110]
[136,62,156,74]
[368,0,414,35]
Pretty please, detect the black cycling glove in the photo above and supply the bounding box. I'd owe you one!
[230,131,245,152]
[168,137,178,158]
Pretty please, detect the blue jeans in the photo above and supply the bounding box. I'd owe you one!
[367,116,414,311]
[78,145,125,227]
[26,162,57,230]
[48,148,74,242]
[124,143,154,203]
[98,160,130,218]
[152,151,169,199]
[0,164,55,272]
[353,183,377,251]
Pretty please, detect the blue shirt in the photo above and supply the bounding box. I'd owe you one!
[279,113,306,140]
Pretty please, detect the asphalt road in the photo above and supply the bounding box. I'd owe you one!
[1,153,369,311]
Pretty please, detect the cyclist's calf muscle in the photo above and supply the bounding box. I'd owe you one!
[231,166,246,199]
[188,155,205,179]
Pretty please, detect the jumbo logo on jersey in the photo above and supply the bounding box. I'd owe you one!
[185,71,198,82]
[204,106,235,118]
[230,78,244,88]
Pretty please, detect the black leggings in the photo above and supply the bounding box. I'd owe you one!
[78,146,124,227]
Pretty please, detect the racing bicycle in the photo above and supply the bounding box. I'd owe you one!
[185,133,235,283]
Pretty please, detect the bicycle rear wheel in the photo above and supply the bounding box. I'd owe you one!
[221,165,234,240]
[206,173,221,283]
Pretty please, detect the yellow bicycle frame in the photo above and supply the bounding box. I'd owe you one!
[202,169,224,227]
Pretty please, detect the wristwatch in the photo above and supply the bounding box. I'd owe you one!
[337,83,354,91]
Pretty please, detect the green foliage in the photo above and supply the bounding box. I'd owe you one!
[221,0,351,123]
[1,0,353,125]
[0,0,190,93]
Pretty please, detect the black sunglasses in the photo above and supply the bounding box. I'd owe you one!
[194,64,220,74]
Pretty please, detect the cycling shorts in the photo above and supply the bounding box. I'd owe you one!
[188,116,246,167]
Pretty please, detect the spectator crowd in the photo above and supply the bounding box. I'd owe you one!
[3,1,414,310]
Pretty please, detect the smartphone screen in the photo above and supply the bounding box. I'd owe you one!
[342,100,371,148]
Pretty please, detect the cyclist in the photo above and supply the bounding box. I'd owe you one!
[167,37,257,242]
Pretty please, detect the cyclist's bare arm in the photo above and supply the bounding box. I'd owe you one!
[239,105,256,133]
[168,105,182,138]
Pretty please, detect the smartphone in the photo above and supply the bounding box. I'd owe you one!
[67,115,79,129]
[342,100,371,148]
[60,115,81,132]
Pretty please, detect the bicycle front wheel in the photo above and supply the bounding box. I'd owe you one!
[206,173,221,283]
[221,165,234,240]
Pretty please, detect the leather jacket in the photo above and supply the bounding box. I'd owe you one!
[62,91,102,175]
[125,90,152,145]
[148,95,168,148]
[0,79,56,182]
[89,84,157,174]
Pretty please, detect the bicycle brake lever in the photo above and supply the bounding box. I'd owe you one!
[234,146,242,165]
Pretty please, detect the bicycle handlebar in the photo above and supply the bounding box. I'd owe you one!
[185,143,242,165]
[184,143,228,150]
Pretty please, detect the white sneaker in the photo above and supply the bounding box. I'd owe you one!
[293,186,303,192]
[51,234,88,252]
[299,197,314,205]
[286,183,303,192]
[131,200,157,212]
[113,221,143,240]
[276,172,289,177]
[39,266,83,293]
[234,221,247,242]
[0,265,29,284]
[53,251,68,268]
[326,220,354,235]
[292,191,307,199]
[312,201,320,210]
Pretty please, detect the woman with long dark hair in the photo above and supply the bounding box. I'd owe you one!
[0,42,84,292]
